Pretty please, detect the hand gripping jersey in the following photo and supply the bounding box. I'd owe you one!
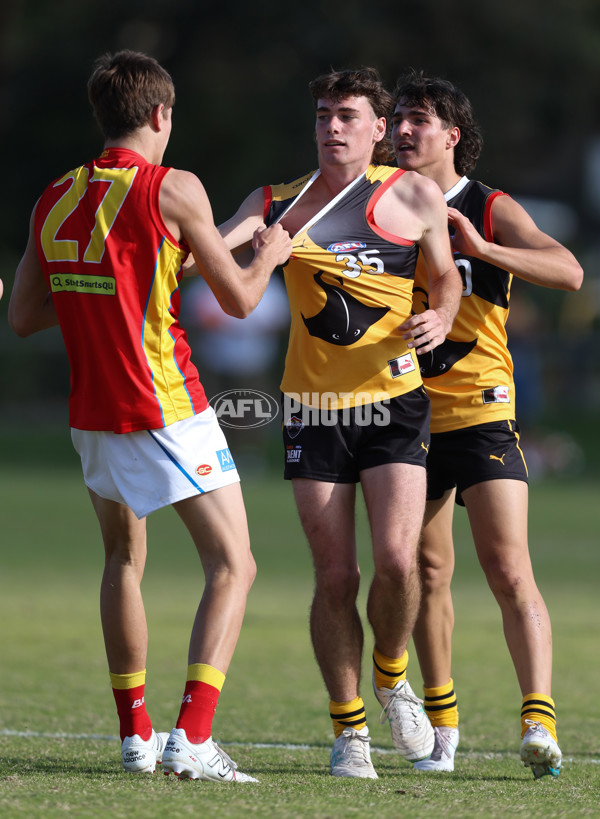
[264,165,423,409]
[34,147,208,433]
[412,177,514,433]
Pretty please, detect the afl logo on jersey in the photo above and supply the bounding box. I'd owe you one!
[327,241,366,253]
[196,464,213,476]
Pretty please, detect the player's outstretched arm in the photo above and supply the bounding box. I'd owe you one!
[9,210,59,337]
[161,170,290,317]
[181,188,265,276]
[448,197,583,291]
[219,188,267,253]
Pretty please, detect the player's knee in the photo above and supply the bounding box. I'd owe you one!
[234,549,257,593]
[206,548,257,594]
[419,554,453,593]
[246,552,258,590]
[373,549,416,589]
[103,540,147,576]
[314,563,360,604]
[483,560,527,601]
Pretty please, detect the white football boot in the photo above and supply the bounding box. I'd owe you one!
[330,727,378,779]
[413,726,459,772]
[373,673,435,761]
[161,728,258,782]
[121,729,170,773]
[520,720,562,779]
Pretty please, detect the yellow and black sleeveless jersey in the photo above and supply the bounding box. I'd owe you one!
[412,177,514,433]
[264,165,423,409]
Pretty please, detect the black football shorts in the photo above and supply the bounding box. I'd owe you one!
[281,386,430,482]
[426,419,528,506]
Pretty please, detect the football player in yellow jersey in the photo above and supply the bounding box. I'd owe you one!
[392,70,583,777]
[217,68,463,778]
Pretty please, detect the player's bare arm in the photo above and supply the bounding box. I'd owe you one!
[8,210,59,337]
[160,170,291,317]
[219,188,267,252]
[448,196,583,291]
[182,187,265,275]
[392,173,462,353]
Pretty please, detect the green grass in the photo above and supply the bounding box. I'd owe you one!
[1,455,599,817]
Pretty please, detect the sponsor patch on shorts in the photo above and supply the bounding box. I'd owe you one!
[286,445,302,464]
[285,415,304,439]
[216,448,236,471]
[482,386,510,404]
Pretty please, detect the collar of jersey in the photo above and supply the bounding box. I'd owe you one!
[444,176,470,202]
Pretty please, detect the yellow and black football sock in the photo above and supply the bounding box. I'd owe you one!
[423,678,458,728]
[521,693,557,741]
[329,696,367,738]
[372,647,408,691]
[176,663,225,744]
[110,669,152,741]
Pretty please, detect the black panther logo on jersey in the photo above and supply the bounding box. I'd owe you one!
[418,337,478,378]
[412,286,477,377]
[302,271,390,346]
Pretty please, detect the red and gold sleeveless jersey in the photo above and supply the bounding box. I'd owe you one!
[265,165,423,409]
[34,147,208,432]
[412,177,514,433]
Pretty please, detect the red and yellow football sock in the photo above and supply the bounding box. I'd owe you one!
[521,693,557,741]
[329,696,367,738]
[372,647,408,691]
[175,663,225,744]
[423,678,459,728]
[110,669,152,742]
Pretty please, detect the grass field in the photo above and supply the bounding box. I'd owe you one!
[1,433,599,817]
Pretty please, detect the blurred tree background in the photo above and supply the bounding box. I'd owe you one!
[1,0,600,476]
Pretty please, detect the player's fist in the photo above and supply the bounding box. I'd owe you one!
[252,224,292,266]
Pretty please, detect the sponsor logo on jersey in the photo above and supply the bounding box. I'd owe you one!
[388,353,416,378]
[482,386,510,404]
[327,241,367,253]
[216,448,236,472]
[292,176,311,190]
[210,389,279,429]
[50,272,116,294]
[196,463,212,476]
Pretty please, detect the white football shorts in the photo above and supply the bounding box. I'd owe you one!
[71,407,240,519]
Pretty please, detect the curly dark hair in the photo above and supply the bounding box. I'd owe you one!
[393,69,482,175]
[309,67,394,165]
[88,50,175,140]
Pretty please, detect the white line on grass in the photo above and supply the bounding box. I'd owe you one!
[2,729,599,765]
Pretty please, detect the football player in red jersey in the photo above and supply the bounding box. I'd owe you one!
[9,50,291,782]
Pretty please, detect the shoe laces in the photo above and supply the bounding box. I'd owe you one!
[378,681,425,727]
[336,729,371,765]
[429,727,455,761]
[208,739,238,772]
[523,719,548,738]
